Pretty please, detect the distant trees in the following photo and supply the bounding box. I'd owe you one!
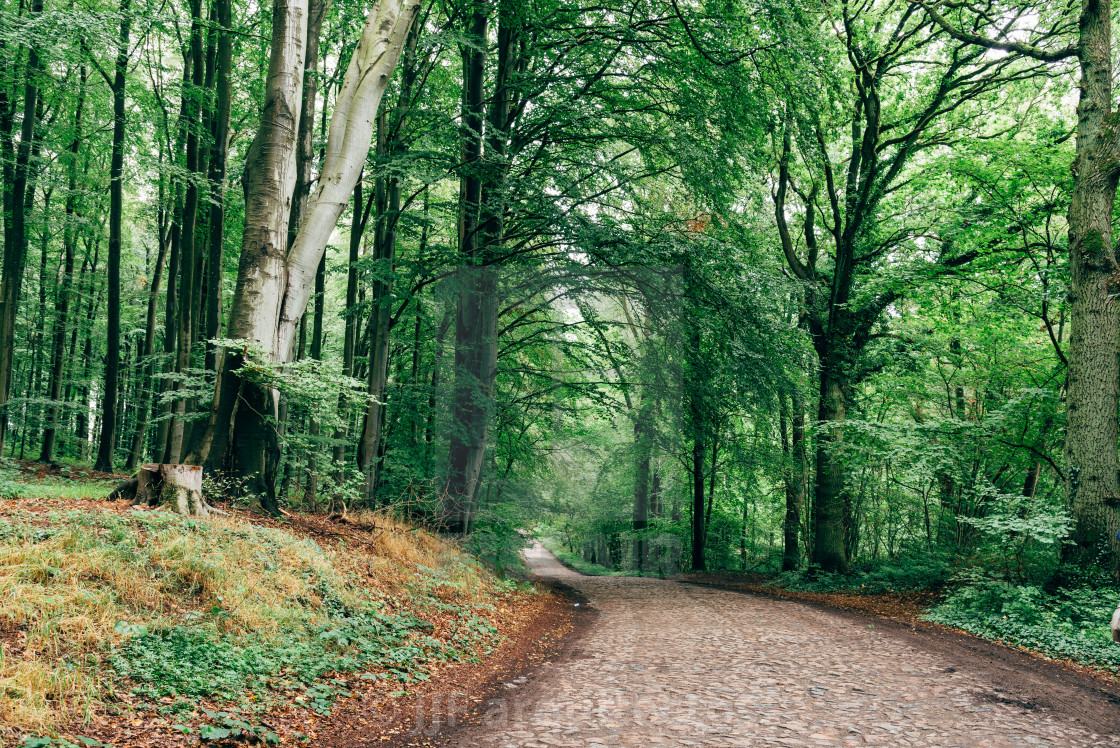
[0,0,1112,588]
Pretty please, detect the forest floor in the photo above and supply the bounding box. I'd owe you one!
[446,544,1120,747]
[0,461,586,748]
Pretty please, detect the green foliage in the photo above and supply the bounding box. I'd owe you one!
[20,737,110,748]
[110,577,485,710]
[926,579,1120,671]
[198,711,278,744]
[537,533,623,576]
[463,511,529,577]
[775,556,953,595]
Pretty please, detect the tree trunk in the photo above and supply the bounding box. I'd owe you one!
[812,367,849,572]
[202,0,233,375]
[76,242,101,452]
[1062,0,1120,571]
[167,0,206,464]
[94,0,130,472]
[273,0,421,362]
[443,3,521,532]
[41,68,84,463]
[193,0,419,502]
[331,180,364,475]
[424,310,453,473]
[125,230,169,469]
[357,115,397,502]
[632,399,653,532]
[304,254,326,504]
[443,4,490,532]
[780,390,807,572]
[691,429,706,572]
[203,0,309,507]
[0,0,44,454]
[130,463,211,516]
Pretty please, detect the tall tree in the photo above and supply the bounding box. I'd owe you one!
[0,0,45,454]
[191,0,420,510]
[919,0,1120,571]
[40,66,87,464]
[94,0,132,472]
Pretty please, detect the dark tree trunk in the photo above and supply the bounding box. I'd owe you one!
[156,189,181,462]
[331,180,364,474]
[357,114,399,502]
[444,4,521,532]
[0,0,44,454]
[691,429,706,572]
[632,399,653,532]
[1062,0,1120,570]
[202,0,233,374]
[125,228,169,469]
[303,254,326,503]
[780,391,807,571]
[167,0,206,463]
[812,366,849,572]
[94,0,130,472]
[424,310,453,473]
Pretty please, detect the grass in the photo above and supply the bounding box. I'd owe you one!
[0,491,527,745]
[0,473,118,502]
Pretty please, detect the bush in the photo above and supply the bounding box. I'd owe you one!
[774,555,952,595]
[925,578,1120,671]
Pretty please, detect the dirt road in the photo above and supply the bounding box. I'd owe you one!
[450,544,1119,747]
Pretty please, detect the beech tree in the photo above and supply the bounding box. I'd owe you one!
[916,0,1120,570]
[189,0,421,508]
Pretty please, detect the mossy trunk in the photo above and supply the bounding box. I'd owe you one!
[1063,0,1120,572]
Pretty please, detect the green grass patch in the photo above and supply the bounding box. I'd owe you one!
[0,460,117,502]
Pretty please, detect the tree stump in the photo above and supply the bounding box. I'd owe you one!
[132,463,212,516]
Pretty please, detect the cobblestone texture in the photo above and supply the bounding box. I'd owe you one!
[453,544,1113,747]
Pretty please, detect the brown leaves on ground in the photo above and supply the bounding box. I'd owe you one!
[683,572,940,622]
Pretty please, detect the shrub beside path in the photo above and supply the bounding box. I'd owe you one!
[451,544,1115,747]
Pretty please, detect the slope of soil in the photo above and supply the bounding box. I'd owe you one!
[0,469,581,748]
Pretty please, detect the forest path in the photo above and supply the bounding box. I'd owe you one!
[449,544,1113,747]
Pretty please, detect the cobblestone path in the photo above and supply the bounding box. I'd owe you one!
[453,544,1114,747]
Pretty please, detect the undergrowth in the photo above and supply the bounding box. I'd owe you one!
[765,556,1120,676]
[0,505,521,745]
[923,577,1120,672]
[772,555,952,595]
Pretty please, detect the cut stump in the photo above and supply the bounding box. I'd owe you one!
[131,463,212,516]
